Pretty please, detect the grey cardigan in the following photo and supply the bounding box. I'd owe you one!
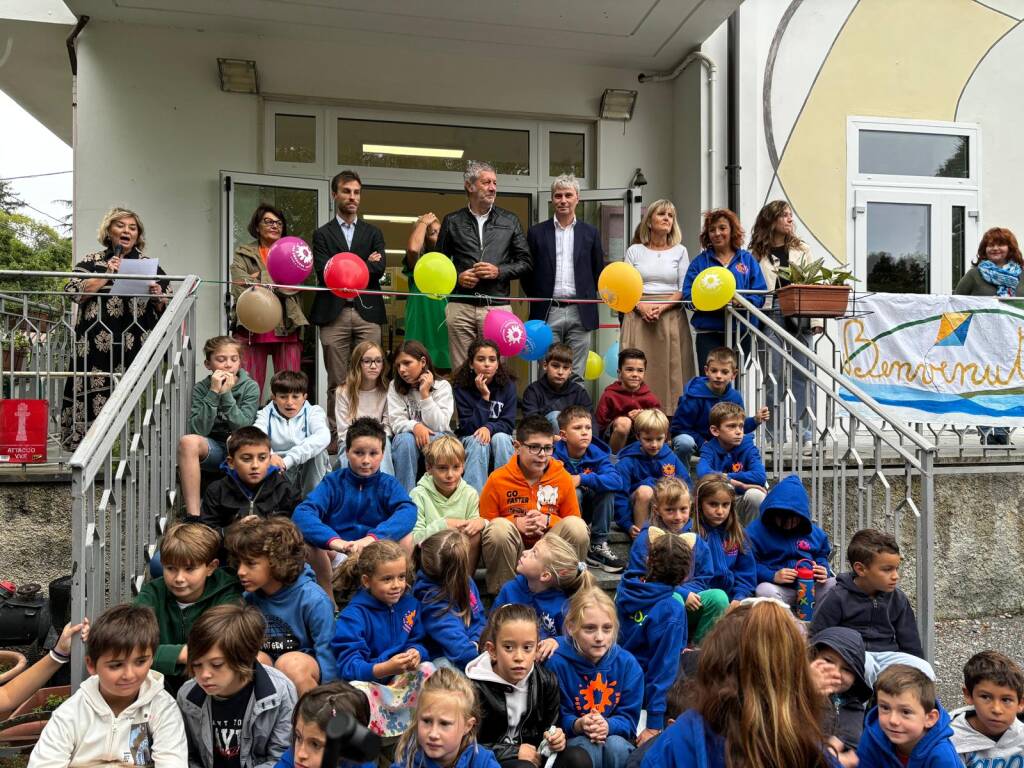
[177,663,296,768]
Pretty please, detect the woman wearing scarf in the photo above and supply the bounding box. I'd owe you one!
[955,226,1022,445]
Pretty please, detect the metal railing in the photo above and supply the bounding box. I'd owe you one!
[68,274,200,683]
[723,294,938,659]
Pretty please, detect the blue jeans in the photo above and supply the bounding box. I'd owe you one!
[391,431,447,493]
[567,734,634,768]
[671,433,697,473]
[578,487,613,545]
[199,438,227,470]
[462,432,514,493]
[337,438,395,477]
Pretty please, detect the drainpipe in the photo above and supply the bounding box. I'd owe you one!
[726,11,741,213]
[65,15,88,271]
[638,51,717,209]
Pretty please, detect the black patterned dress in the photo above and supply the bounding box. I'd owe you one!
[59,247,170,449]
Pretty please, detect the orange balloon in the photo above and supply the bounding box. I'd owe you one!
[598,262,643,313]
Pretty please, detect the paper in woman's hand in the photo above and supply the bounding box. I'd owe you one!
[109,258,158,295]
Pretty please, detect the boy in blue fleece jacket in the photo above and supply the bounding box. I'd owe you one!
[857,664,961,768]
[226,516,336,694]
[555,405,625,573]
[746,473,835,608]
[696,402,767,525]
[292,417,417,562]
[669,347,768,467]
[614,409,690,538]
[616,534,691,740]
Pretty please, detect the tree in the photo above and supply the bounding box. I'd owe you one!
[0,209,72,298]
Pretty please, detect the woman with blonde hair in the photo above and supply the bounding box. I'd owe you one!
[60,206,170,448]
[621,199,694,411]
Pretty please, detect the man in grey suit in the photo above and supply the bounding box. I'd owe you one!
[310,169,386,448]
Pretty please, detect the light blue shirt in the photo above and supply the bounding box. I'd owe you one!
[335,215,357,248]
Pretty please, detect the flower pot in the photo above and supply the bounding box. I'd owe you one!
[0,650,27,686]
[776,284,851,318]
[0,685,71,745]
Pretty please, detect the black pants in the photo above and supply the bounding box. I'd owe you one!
[499,745,592,768]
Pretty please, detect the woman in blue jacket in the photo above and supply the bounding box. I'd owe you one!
[682,208,767,369]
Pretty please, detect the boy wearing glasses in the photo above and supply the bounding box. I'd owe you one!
[254,370,331,495]
[479,415,590,594]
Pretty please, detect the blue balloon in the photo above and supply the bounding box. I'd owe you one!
[521,320,554,361]
[603,340,620,376]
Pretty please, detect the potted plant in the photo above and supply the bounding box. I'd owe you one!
[0,686,70,745]
[0,651,27,686]
[775,258,857,318]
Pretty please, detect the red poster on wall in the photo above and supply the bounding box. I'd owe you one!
[0,399,48,463]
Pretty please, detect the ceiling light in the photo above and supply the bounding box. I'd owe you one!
[217,58,259,94]
[385,249,406,255]
[600,89,638,120]
[364,214,420,224]
[362,144,464,159]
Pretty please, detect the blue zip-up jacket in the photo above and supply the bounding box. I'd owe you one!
[454,379,517,437]
[640,710,727,768]
[626,522,713,599]
[275,748,373,768]
[331,588,429,683]
[682,248,767,332]
[553,437,623,494]
[614,441,691,531]
[857,703,960,768]
[391,743,501,768]
[291,466,417,548]
[492,575,568,641]
[244,565,337,682]
[411,571,486,668]
[669,377,757,448]
[745,475,832,584]
[546,636,643,739]
[696,434,766,487]
[615,577,688,729]
[699,524,757,601]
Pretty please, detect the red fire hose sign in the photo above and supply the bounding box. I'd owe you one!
[0,399,47,463]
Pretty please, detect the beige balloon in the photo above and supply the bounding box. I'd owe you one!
[235,286,282,333]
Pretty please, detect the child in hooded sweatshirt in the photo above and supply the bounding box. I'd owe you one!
[547,588,643,768]
[615,534,691,746]
[467,604,589,768]
[411,529,486,669]
[411,435,484,574]
[694,402,766,525]
[554,405,626,574]
[950,651,1024,766]
[613,409,690,539]
[809,626,873,750]
[492,533,595,658]
[274,681,375,768]
[691,474,756,603]
[226,517,336,695]
[520,343,594,428]
[595,348,662,455]
[625,477,725,646]
[453,338,518,494]
[669,346,768,466]
[857,664,960,768]
[254,370,331,496]
[746,473,835,608]
[330,540,431,739]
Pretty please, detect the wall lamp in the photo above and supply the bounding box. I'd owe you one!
[599,89,638,120]
[218,58,259,94]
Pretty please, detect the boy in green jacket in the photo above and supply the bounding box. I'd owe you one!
[135,521,242,695]
[410,435,486,574]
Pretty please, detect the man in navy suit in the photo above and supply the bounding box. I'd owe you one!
[310,169,386,448]
[524,174,605,377]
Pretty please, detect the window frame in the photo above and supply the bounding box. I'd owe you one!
[262,104,324,176]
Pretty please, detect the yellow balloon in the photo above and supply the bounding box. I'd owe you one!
[414,251,457,299]
[235,286,283,333]
[691,266,737,311]
[584,350,604,380]
[598,261,643,313]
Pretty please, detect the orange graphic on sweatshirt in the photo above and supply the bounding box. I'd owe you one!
[661,464,676,476]
[403,609,416,633]
[574,673,620,715]
[731,462,744,472]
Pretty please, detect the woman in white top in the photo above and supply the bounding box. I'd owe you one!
[622,199,695,411]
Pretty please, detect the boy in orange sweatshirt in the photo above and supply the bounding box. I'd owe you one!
[479,415,590,594]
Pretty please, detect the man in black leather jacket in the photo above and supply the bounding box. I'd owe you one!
[436,160,532,370]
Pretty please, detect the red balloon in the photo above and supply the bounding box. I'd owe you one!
[324,252,369,299]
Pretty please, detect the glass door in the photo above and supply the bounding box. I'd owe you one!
[220,172,331,403]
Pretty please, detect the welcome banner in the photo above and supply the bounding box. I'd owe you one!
[840,293,1024,426]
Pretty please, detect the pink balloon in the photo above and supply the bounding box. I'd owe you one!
[482,309,527,356]
[266,236,313,286]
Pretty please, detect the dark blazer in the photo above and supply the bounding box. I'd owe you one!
[524,217,605,331]
[309,218,387,325]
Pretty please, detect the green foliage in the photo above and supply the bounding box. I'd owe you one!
[31,694,67,714]
[0,209,72,299]
[777,257,857,287]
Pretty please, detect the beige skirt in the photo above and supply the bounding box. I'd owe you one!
[621,298,695,412]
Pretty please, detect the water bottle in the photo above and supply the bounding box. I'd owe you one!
[794,558,816,621]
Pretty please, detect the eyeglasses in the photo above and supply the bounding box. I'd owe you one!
[361,357,384,367]
[522,443,555,456]
[261,219,284,228]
